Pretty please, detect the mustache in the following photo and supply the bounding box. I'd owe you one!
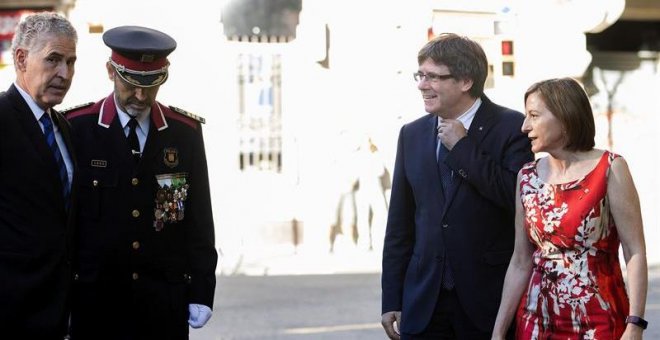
[127,98,148,106]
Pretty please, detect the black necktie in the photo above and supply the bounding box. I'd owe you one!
[40,112,70,210]
[127,118,141,164]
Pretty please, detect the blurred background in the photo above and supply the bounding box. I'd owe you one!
[0,0,658,338]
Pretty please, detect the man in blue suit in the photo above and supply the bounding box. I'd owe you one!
[381,33,533,339]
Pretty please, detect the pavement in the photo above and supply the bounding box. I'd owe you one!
[218,243,383,276]
[201,256,660,340]
[218,246,660,332]
[220,242,660,279]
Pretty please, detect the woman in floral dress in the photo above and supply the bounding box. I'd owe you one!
[491,78,648,340]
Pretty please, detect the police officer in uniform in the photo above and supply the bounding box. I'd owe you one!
[65,26,217,340]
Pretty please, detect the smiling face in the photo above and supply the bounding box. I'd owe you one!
[15,33,76,109]
[416,58,474,119]
[522,91,567,153]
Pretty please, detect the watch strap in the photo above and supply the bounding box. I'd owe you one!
[626,315,648,330]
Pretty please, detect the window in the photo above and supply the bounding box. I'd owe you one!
[237,53,282,172]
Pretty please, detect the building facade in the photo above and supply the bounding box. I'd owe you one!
[0,0,658,270]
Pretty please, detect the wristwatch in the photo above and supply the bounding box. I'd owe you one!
[625,315,648,330]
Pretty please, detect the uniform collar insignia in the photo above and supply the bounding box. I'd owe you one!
[97,93,169,131]
[98,94,117,128]
[152,103,168,131]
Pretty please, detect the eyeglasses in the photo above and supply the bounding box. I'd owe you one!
[413,72,454,83]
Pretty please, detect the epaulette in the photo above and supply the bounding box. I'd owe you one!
[61,102,94,116]
[169,106,206,124]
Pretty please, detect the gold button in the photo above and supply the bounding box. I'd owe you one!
[132,241,140,250]
[131,178,139,186]
[92,180,99,187]
[132,209,140,218]
[132,272,139,280]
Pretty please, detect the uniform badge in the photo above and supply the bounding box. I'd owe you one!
[163,147,179,168]
[153,172,189,231]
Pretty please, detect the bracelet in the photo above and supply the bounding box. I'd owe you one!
[625,315,648,330]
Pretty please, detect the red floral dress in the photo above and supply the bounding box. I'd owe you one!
[516,151,629,340]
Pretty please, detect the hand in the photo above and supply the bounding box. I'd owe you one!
[188,304,213,328]
[620,323,643,340]
[437,119,467,150]
[381,311,401,340]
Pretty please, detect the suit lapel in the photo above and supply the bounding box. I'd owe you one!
[466,96,497,145]
[8,86,68,214]
[9,86,56,170]
[443,172,460,211]
[425,115,447,205]
[443,96,497,211]
[9,86,64,195]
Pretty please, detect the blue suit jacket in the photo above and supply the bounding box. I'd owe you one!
[381,96,533,334]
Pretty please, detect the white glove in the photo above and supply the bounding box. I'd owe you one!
[188,303,213,328]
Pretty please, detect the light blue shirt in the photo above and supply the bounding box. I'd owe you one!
[15,83,73,189]
[115,100,150,153]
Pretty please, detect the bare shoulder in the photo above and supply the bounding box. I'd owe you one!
[608,151,630,173]
[607,151,636,189]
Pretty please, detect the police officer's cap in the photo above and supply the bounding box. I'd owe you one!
[103,25,177,88]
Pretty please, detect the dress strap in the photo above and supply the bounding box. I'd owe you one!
[603,150,621,179]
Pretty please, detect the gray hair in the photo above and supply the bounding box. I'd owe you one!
[11,12,77,55]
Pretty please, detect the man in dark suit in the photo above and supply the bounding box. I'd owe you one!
[381,33,533,339]
[65,26,217,340]
[0,12,78,339]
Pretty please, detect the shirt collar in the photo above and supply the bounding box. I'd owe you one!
[14,82,48,122]
[114,96,150,133]
[437,97,482,130]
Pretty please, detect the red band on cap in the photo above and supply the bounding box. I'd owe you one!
[111,51,168,72]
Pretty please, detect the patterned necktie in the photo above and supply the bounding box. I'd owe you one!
[437,140,453,195]
[40,112,70,209]
[437,138,455,289]
[127,118,141,164]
